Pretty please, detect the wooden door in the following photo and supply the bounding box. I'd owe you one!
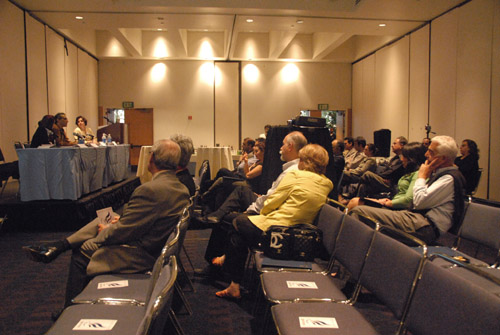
[125,108,153,166]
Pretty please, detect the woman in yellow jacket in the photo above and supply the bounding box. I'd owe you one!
[213,143,333,300]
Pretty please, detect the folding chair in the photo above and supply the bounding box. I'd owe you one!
[46,255,179,335]
[405,259,500,335]
[269,219,428,335]
[429,253,500,296]
[419,200,500,268]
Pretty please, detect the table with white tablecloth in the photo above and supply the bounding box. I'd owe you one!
[136,146,236,184]
[16,145,129,201]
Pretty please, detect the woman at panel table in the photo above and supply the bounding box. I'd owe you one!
[30,114,55,148]
[454,139,480,195]
[73,115,96,143]
[212,144,333,300]
[347,141,427,211]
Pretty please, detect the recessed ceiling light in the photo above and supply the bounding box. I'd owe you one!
[296,20,304,24]
[379,23,386,27]
[157,29,163,31]
[75,16,83,20]
[246,19,254,23]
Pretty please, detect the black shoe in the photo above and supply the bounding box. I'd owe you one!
[194,265,223,279]
[22,244,64,263]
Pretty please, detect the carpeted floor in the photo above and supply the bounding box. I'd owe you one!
[0,227,404,335]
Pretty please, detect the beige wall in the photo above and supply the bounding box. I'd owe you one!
[0,0,27,161]
[352,0,499,200]
[98,60,351,147]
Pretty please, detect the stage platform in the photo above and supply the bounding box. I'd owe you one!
[0,177,140,232]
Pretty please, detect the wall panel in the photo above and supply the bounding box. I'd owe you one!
[429,9,458,138]
[490,0,500,201]
[26,14,48,139]
[455,0,493,198]
[408,25,429,142]
[65,42,79,131]
[352,55,376,141]
[46,28,66,116]
[0,0,27,160]
[215,62,239,149]
[78,50,99,133]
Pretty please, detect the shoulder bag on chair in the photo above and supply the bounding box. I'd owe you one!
[262,224,322,261]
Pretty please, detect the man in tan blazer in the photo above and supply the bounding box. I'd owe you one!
[24,139,190,307]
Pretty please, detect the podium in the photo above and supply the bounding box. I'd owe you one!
[97,123,128,144]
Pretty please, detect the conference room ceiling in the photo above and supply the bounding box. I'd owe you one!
[11,0,468,63]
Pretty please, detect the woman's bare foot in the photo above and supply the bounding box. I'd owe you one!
[216,282,241,300]
[212,255,226,267]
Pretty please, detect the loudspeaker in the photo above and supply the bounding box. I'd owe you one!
[374,129,391,157]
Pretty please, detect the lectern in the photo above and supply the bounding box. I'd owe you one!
[97,123,128,144]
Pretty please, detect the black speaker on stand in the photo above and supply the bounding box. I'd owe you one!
[374,129,391,157]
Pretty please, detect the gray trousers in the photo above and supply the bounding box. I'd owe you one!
[349,205,429,233]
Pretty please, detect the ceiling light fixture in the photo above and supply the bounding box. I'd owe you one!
[379,23,386,27]
[296,20,304,24]
[75,16,83,20]
[246,19,254,23]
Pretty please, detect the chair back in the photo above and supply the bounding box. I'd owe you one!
[196,160,211,192]
[332,214,376,282]
[14,141,24,149]
[405,260,500,335]
[137,256,178,335]
[358,223,427,331]
[174,204,192,257]
[457,201,500,254]
[143,216,182,303]
[315,204,345,256]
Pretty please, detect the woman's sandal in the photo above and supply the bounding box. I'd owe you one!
[215,289,241,301]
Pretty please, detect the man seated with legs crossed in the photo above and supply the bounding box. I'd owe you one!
[23,139,190,308]
[350,135,465,244]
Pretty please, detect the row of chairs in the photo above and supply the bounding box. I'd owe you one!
[45,200,194,335]
[254,201,500,335]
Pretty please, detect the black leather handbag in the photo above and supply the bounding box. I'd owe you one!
[262,224,322,261]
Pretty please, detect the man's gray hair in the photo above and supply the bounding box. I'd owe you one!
[151,139,181,170]
[170,134,194,168]
[432,135,458,161]
[286,131,308,152]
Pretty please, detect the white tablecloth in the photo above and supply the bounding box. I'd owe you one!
[17,145,129,201]
[195,147,234,179]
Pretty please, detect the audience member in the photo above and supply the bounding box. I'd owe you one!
[200,131,307,267]
[259,124,271,139]
[23,139,190,308]
[455,139,480,194]
[30,115,55,148]
[422,137,431,148]
[330,139,345,187]
[350,135,465,244]
[342,142,376,186]
[343,136,355,160]
[73,116,95,143]
[170,134,196,196]
[212,144,333,300]
[234,138,257,177]
[344,136,366,170]
[347,142,426,210]
[356,136,408,197]
[52,113,76,146]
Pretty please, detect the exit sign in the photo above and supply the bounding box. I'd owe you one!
[122,101,134,108]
